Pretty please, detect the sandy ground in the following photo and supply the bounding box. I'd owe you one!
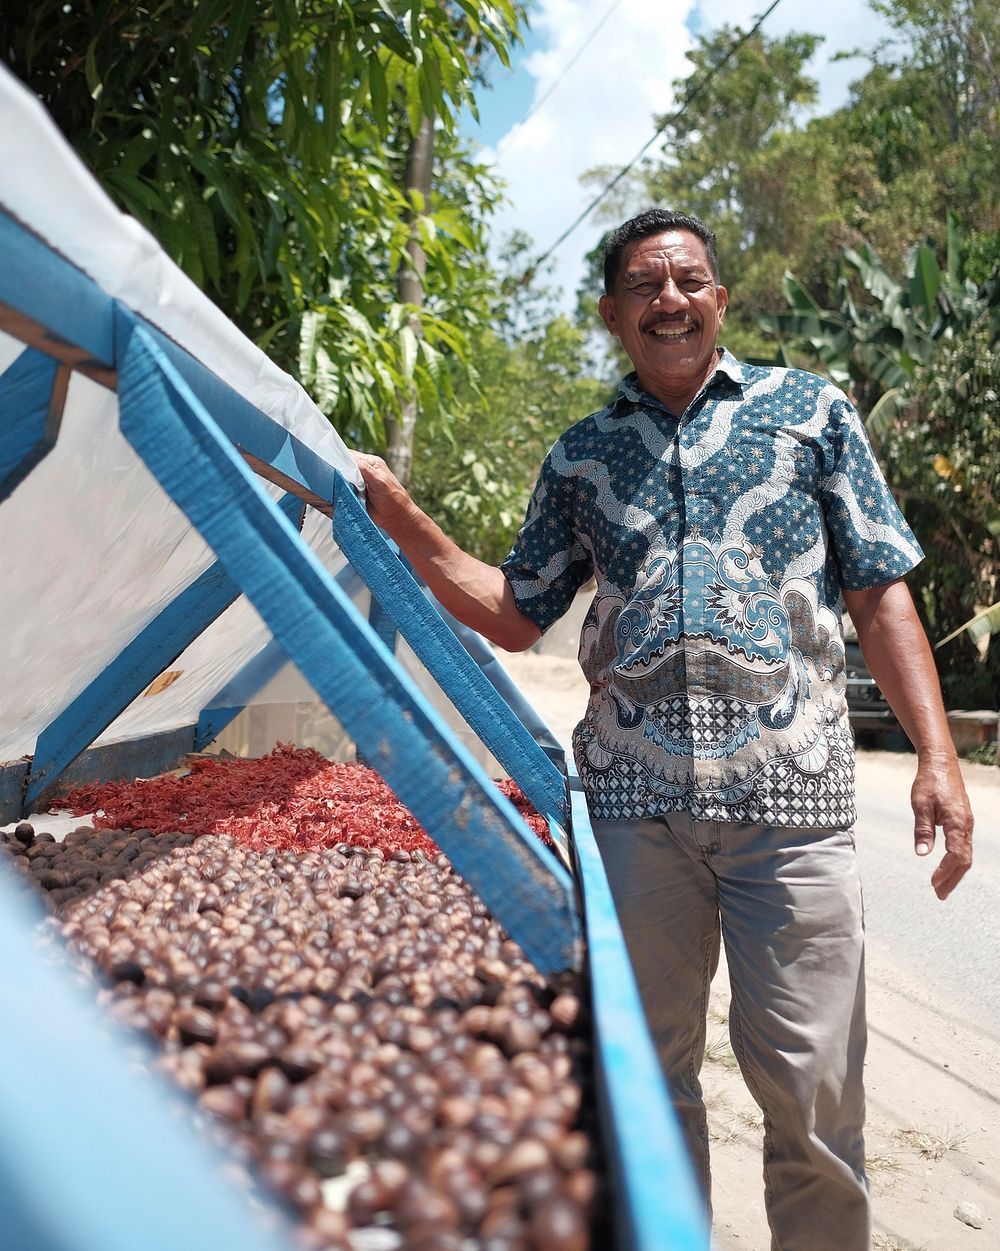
[495,644,999,1251]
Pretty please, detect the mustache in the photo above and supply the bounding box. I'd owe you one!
[642,315,696,332]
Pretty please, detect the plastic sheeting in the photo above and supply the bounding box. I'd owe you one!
[0,64,363,768]
[92,508,350,749]
[0,362,219,757]
[0,67,360,484]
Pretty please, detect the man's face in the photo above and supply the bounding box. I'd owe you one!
[598,229,728,412]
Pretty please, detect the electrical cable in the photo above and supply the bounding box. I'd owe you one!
[530,0,784,271]
[519,0,627,126]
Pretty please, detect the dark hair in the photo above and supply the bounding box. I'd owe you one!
[603,209,721,292]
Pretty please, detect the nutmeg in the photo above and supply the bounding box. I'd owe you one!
[11,824,605,1248]
[527,1194,589,1251]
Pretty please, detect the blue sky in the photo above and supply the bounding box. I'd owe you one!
[461,0,893,312]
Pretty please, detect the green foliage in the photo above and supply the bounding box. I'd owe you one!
[759,218,1000,414]
[411,313,611,563]
[582,1,999,362]
[882,324,1000,704]
[581,25,829,354]
[1,0,523,446]
[760,221,999,698]
[641,25,822,247]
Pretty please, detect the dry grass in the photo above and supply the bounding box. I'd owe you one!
[872,1234,928,1251]
[895,1125,970,1161]
[708,1117,745,1146]
[704,1033,741,1071]
[866,1148,905,1180]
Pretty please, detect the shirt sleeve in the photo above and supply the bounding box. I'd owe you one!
[500,444,594,633]
[819,390,924,591]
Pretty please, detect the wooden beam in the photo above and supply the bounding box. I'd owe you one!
[0,301,116,389]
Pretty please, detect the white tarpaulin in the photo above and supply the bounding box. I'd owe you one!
[0,63,363,765]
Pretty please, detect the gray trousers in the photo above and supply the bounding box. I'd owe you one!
[592,814,871,1251]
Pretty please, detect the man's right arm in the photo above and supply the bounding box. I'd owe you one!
[351,452,542,653]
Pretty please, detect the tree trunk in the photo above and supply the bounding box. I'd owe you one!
[385,114,435,488]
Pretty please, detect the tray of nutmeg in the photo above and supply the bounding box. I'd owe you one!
[2,747,611,1251]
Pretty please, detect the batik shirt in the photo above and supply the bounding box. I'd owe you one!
[500,351,923,828]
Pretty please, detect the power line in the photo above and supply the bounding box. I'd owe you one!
[531,0,784,272]
[519,0,627,127]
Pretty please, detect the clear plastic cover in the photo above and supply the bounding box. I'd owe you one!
[0,66,362,489]
[0,371,219,758]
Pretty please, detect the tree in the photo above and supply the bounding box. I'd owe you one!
[761,221,1000,702]
[1,0,524,468]
[580,25,826,358]
[579,2,999,359]
[412,240,611,563]
[885,324,1000,706]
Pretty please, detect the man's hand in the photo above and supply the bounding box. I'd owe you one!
[347,450,541,652]
[351,451,414,540]
[844,579,975,900]
[910,751,974,900]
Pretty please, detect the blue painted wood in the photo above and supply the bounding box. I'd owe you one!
[568,761,709,1251]
[194,566,365,751]
[30,727,198,814]
[332,474,568,826]
[195,704,249,751]
[22,495,303,811]
[113,308,580,973]
[0,346,63,501]
[0,759,29,824]
[427,597,565,755]
[0,864,298,1251]
[367,593,399,656]
[0,209,115,370]
[0,208,349,509]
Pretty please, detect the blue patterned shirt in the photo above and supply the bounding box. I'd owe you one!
[501,351,923,827]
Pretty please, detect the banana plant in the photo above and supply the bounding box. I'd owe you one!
[759,214,1000,427]
[936,503,1000,650]
[936,601,1000,650]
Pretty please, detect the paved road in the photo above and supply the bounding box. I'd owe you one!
[854,748,1000,1036]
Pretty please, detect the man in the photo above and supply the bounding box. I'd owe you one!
[353,209,973,1248]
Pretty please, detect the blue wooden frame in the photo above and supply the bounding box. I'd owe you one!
[568,760,709,1251]
[0,208,347,511]
[193,565,364,751]
[114,307,580,974]
[0,346,66,502]
[331,472,568,827]
[22,494,304,811]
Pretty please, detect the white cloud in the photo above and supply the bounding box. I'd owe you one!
[481,0,696,312]
[695,0,895,113]
[479,0,895,313]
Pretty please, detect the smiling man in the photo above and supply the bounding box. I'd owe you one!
[597,221,728,413]
[353,208,973,1249]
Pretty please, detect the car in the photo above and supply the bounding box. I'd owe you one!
[843,639,909,749]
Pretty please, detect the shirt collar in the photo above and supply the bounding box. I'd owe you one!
[611,348,745,415]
